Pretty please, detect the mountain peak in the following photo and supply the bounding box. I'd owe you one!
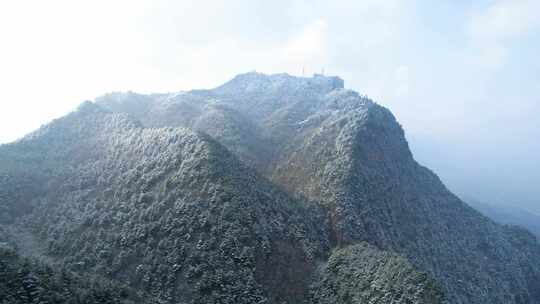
[3,72,540,304]
[215,71,344,95]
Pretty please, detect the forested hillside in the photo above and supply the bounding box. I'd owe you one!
[0,239,136,304]
[1,72,539,303]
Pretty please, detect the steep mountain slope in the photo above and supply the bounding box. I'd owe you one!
[94,72,540,304]
[0,102,141,224]
[1,72,539,303]
[1,102,332,303]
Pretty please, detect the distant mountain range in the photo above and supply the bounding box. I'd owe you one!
[466,198,540,238]
[1,72,539,304]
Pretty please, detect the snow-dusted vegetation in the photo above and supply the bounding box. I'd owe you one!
[1,73,539,303]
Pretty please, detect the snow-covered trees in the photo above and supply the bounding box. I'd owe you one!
[1,72,539,304]
[0,247,135,303]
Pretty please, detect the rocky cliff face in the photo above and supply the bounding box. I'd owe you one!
[1,72,539,304]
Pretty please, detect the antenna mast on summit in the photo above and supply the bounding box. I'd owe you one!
[302,66,305,76]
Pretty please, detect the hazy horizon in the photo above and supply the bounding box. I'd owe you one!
[1,0,538,214]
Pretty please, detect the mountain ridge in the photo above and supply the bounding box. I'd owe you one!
[1,103,332,303]
[94,72,540,303]
[1,72,539,304]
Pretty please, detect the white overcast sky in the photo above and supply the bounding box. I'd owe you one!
[0,0,539,210]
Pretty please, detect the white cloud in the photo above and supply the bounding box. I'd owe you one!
[283,19,328,73]
[0,0,411,143]
[467,0,540,68]
[392,65,410,99]
[469,0,540,40]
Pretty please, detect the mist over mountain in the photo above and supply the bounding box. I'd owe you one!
[408,134,540,216]
[465,198,540,238]
[1,72,539,304]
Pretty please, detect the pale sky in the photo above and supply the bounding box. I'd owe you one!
[0,0,539,211]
